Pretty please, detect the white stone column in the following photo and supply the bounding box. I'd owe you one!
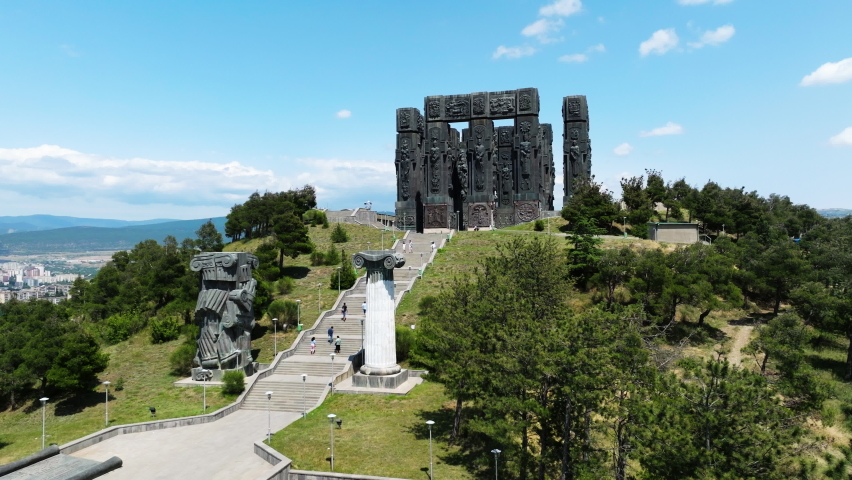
[353,251,404,375]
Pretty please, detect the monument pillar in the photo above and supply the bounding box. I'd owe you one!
[562,95,591,207]
[353,251,405,376]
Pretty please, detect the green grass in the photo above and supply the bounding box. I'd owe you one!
[226,223,391,328]
[0,330,235,464]
[269,381,474,480]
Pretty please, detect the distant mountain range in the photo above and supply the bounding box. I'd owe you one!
[817,209,852,219]
[0,217,227,255]
[0,214,179,235]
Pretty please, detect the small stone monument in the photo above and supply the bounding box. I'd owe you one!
[189,252,259,381]
[351,250,410,389]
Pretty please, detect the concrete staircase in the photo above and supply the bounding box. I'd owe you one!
[241,231,447,412]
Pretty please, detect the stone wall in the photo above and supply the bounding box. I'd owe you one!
[647,223,700,244]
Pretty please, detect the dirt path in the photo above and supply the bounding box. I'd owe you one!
[727,324,754,366]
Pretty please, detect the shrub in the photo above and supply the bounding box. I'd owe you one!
[275,277,295,295]
[267,299,299,327]
[324,244,341,265]
[396,325,415,363]
[222,370,245,395]
[330,223,349,243]
[150,315,182,344]
[169,343,196,376]
[418,296,439,317]
[101,312,146,344]
[331,249,357,290]
[534,219,545,231]
[115,377,125,391]
[310,251,326,266]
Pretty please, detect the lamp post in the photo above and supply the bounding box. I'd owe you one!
[265,391,273,444]
[272,317,278,357]
[328,413,337,471]
[39,397,48,449]
[722,223,725,235]
[201,369,210,412]
[317,283,322,313]
[103,381,110,427]
[360,317,365,350]
[296,299,301,331]
[426,420,435,480]
[301,373,307,418]
[336,267,341,294]
[623,216,627,237]
[420,252,424,267]
[491,449,501,480]
[381,228,385,250]
[329,353,336,395]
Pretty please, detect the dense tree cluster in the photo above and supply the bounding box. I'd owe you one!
[0,300,109,409]
[562,172,821,239]
[415,237,808,479]
[223,186,317,241]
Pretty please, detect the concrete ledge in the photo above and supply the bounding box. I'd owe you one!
[0,445,59,476]
[290,471,413,480]
[352,370,409,389]
[65,456,122,480]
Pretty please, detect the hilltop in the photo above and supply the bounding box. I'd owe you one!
[0,214,178,234]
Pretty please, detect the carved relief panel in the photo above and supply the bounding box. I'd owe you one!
[424,204,448,229]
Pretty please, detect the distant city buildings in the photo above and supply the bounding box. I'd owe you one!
[0,261,79,304]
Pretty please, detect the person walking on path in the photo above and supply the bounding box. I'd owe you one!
[402,240,407,253]
[409,240,414,252]
[310,337,316,355]
[362,301,367,315]
[334,336,341,354]
[342,303,348,322]
[430,241,436,253]
[328,325,334,344]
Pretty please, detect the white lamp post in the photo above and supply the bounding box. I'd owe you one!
[39,397,48,449]
[201,368,210,412]
[329,353,336,395]
[301,373,307,418]
[265,391,273,444]
[103,381,110,427]
[360,317,365,350]
[491,449,501,480]
[272,317,278,357]
[317,283,322,313]
[426,420,435,480]
[336,267,341,294]
[328,413,337,471]
[623,216,627,237]
[296,299,301,331]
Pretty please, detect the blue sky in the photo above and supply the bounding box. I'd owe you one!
[1,0,850,220]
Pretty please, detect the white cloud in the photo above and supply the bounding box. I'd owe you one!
[688,24,735,48]
[678,0,734,4]
[800,57,852,86]
[522,18,564,43]
[493,45,536,59]
[558,53,587,63]
[640,122,684,137]
[588,43,606,53]
[335,109,352,119]
[613,143,634,156]
[639,29,679,56]
[60,45,80,57]
[539,0,582,17]
[829,127,852,146]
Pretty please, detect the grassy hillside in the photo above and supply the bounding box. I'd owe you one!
[0,217,226,254]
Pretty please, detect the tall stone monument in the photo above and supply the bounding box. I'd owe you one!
[189,252,259,380]
[562,95,592,205]
[394,87,581,230]
[351,250,410,389]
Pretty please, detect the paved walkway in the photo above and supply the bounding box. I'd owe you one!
[71,410,299,480]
